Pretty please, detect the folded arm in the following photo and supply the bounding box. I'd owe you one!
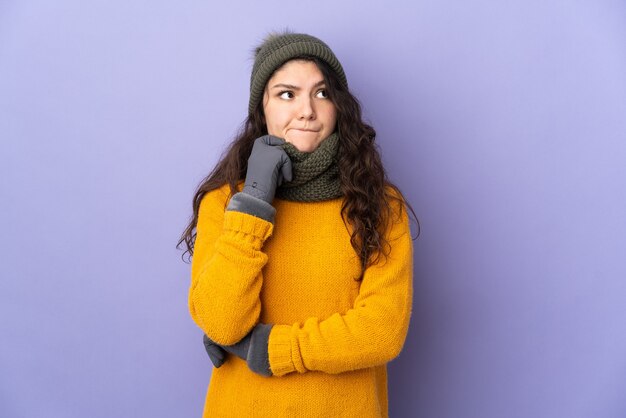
[188,187,275,345]
[267,202,414,376]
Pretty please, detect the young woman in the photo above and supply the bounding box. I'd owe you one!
[178,31,419,417]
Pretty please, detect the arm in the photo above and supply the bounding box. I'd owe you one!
[190,136,291,346]
[267,198,413,376]
[188,186,275,345]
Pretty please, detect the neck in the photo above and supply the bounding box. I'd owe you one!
[275,132,342,202]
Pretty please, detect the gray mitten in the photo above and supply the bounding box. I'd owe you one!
[242,135,293,204]
[202,334,226,368]
[222,330,253,360]
[246,323,273,377]
[202,323,274,377]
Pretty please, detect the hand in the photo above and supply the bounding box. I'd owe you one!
[202,324,274,377]
[242,135,293,204]
[202,334,226,368]
[203,332,251,366]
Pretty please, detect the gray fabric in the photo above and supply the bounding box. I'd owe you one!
[202,324,273,377]
[226,192,276,223]
[242,135,292,204]
[222,332,252,360]
[275,132,342,202]
[203,334,226,368]
[247,323,273,377]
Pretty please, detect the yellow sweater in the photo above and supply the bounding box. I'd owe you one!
[189,181,413,417]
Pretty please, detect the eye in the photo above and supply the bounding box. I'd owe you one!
[316,89,328,99]
[279,91,294,99]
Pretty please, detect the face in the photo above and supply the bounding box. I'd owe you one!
[262,60,337,152]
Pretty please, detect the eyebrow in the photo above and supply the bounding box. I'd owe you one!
[270,80,326,90]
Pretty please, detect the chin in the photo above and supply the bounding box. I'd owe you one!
[296,144,318,153]
[286,139,320,153]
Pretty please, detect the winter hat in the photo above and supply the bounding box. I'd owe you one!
[248,31,348,115]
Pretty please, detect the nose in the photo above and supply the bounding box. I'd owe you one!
[298,97,316,120]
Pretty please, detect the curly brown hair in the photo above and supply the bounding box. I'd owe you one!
[177,56,419,281]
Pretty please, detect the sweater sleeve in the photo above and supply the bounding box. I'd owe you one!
[267,197,414,376]
[188,186,274,345]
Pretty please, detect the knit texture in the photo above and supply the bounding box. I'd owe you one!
[276,132,342,202]
[189,181,413,417]
[249,32,348,115]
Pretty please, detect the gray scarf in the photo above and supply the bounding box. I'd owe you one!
[275,132,343,202]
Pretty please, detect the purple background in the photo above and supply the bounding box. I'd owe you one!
[1,1,625,417]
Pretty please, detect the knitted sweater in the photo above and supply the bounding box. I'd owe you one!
[188,181,413,417]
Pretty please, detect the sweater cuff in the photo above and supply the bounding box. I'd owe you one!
[226,192,276,223]
[222,210,274,250]
[268,324,299,376]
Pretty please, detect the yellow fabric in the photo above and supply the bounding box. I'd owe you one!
[189,181,413,417]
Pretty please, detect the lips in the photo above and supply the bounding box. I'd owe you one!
[290,128,320,133]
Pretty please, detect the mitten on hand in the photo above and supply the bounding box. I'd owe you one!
[202,334,226,368]
[242,135,292,204]
[225,135,292,223]
[202,323,274,377]
[246,322,273,377]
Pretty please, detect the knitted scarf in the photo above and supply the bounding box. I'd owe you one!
[275,132,343,202]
